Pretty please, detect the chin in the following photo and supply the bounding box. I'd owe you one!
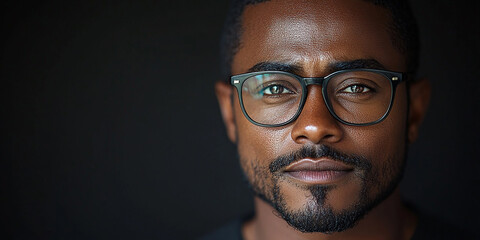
[270,181,369,233]
[263,170,401,233]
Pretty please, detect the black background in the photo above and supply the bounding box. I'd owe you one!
[2,0,479,239]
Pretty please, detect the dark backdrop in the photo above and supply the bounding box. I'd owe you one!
[2,1,479,239]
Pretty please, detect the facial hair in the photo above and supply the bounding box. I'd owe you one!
[240,144,406,233]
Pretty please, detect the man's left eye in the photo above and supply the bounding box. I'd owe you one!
[342,85,371,93]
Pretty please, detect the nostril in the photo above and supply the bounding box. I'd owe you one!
[324,134,335,140]
[292,119,343,144]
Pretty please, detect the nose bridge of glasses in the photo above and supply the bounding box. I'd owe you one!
[303,77,325,86]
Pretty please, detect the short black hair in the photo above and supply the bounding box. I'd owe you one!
[219,0,419,79]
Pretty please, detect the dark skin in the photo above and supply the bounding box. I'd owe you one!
[216,0,431,239]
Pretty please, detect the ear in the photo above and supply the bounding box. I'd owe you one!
[215,81,237,143]
[407,78,431,143]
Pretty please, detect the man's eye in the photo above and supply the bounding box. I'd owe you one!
[342,84,371,93]
[261,85,292,95]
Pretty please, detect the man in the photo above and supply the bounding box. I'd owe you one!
[204,0,470,239]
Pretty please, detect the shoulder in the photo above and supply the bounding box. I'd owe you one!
[411,211,477,240]
[198,217,244,240]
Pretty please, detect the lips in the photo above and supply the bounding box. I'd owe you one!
[283,158,354,184]
[285,159,353,172]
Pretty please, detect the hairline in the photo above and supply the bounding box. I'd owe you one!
[220,0,419,80]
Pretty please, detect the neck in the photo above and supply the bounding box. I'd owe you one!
[242,188,417,240]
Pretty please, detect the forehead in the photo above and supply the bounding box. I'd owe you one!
[232,0,406,75]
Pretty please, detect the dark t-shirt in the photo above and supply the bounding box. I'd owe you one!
[200,212,476,240]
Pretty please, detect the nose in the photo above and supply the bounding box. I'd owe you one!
[291,85,344,144]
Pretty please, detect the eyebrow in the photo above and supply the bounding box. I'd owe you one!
[247,59,386,75]
[328,59,386,71]
[248,62,302,73]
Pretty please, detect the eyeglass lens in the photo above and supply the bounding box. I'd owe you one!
[240,71,393,125]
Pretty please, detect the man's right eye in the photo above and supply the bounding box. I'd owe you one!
[260,85,293,95]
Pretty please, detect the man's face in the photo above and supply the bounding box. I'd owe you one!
[223,0,412,233]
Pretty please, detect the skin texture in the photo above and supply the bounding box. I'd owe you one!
[216,0,431,239]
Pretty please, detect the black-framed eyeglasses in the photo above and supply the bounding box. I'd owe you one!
[230,68,405,127]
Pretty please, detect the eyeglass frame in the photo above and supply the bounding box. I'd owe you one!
[230,68,405,127]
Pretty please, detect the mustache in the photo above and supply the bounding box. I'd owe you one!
[269,145,371,173]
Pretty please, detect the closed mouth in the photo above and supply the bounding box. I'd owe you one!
[283,158,354,184]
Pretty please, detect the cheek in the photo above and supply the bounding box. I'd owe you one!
[236,119,292,167]
[234,98,293,163]
[358,83,406,139]
[379,85,409,154]
[235,104,295,200]
[346,86,409,178]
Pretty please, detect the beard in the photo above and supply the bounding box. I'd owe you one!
[240,144,406,233]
